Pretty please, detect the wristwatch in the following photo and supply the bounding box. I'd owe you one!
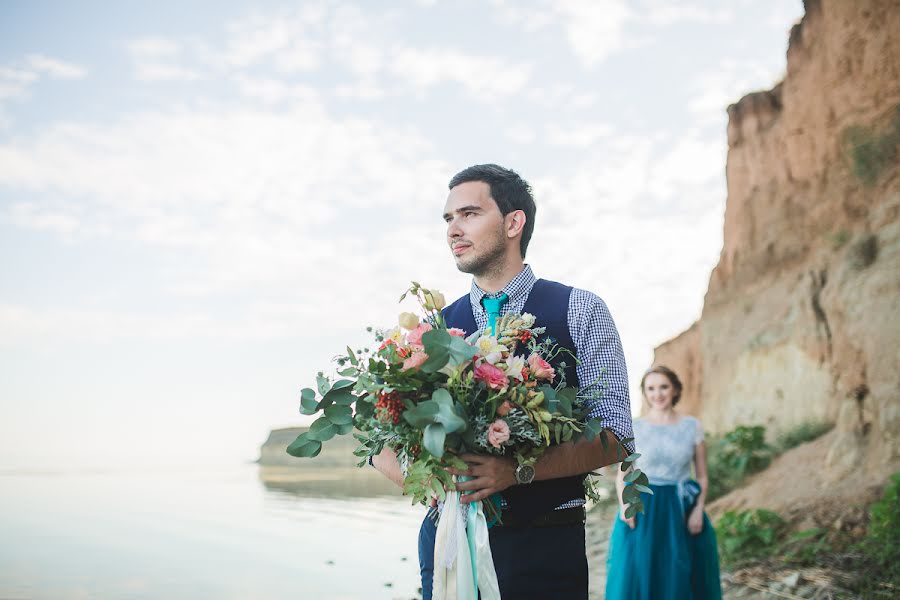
[515,463,536,485]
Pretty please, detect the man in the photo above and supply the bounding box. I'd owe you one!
[373,164,634,599]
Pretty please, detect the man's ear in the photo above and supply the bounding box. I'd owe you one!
[506,210,526,238]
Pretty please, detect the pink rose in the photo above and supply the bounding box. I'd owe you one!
[448,328,467,337]
[527,353,556,381]
[496,400,513,417]
[402,351,429,371]
[406,323,433,347]
[474,362,509,390]
[487,419,511,448]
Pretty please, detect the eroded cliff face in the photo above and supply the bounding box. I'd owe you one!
[655,0,900,478]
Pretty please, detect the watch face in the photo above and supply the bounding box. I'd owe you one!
[517,464,535,484]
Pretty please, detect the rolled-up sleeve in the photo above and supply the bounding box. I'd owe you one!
[569,289,635,454]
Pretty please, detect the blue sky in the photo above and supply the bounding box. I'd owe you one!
[0,0,804,469]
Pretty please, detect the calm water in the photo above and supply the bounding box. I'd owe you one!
[0,466,423,599]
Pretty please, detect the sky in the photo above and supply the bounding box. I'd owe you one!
[0,0,805,470]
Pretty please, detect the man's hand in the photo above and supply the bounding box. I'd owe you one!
[450,453,517,503]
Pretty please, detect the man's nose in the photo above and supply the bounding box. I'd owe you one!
[447,218,463,238]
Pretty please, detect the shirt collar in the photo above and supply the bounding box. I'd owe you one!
[469,264,536,310]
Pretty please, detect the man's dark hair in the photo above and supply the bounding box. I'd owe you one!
[448,164,536,258]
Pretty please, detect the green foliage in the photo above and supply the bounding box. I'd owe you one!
[825,228,851,249]
[717,509,786,565]
[861,472,900,576]
[843,105,900,187]
[706,425,774,501]
[778,527,830,564]
[775,420,834,452]
[419,328,477,373]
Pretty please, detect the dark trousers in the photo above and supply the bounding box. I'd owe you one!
[418,513,588,600]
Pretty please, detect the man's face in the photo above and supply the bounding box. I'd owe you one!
[442,181,507,276]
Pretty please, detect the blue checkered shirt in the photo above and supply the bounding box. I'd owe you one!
[469,265,634,509]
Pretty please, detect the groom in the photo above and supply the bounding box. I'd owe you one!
[373,164,634,599]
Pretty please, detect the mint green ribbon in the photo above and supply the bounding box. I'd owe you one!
[459,475,479,597]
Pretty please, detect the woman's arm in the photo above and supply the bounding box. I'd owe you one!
[688,426,709,535]
[693,440,709,510]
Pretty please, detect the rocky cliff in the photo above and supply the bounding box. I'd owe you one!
[655,0,900,479]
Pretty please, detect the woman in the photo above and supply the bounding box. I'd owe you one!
[605,365,721,599]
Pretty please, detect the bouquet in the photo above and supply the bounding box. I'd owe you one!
[287,282,646,597]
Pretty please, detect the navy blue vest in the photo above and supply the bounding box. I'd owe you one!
[442,278,586,521]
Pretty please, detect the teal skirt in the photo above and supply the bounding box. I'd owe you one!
[605,483,721,600]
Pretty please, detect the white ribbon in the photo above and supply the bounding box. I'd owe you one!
[432,490,502,600]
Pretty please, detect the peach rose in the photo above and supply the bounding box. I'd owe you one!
[527,353,556,381]
[496,400,514,417]
[448,328,467,337]
[402,351,429,371]
[474,362,508,390]
[406,323,433,347]
[487,419,511,448]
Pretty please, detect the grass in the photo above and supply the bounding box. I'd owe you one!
[706,421,834,502]
[843,105,900,187]
[775,420,834,452]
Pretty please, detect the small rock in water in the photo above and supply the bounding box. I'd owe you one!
[326,560,335,566]
[384,582,393,587]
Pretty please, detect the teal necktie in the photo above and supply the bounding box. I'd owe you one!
[481,293,509,336]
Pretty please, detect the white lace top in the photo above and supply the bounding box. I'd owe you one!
[633,416,703,483]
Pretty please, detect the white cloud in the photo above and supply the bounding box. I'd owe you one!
[127,37,201,82]
[222,7,326,72]
[0,100,455,336]
[0,54,87,129]
[546,122,614,147]
[233,74,320,104]
[388,46,532,98]
[25,54,87,79]
[505,124,538,145]
[494,0,635,68]
[642,2,734,26]
[688,58,784,121]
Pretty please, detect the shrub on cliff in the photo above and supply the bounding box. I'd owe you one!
[707,425,773,501]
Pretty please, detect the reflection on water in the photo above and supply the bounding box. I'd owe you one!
[259,465,408,499]
[0,465,424,600]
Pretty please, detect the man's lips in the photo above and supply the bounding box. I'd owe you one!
[452,243,471,255]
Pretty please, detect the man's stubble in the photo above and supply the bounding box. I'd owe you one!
[454,224,508,279]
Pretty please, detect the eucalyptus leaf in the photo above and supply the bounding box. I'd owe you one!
[325,387,355,407]
[316,374,331,396]
[420,329,478,373]
[624,503,639,519]
[556,387,575,417]
[403,401,441,428]
[335,422,355,435]
[423,423,447,458]
[286,433,322,458]
[324,404,353,425]
[307,417,338,442]
[299,388,319,415]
